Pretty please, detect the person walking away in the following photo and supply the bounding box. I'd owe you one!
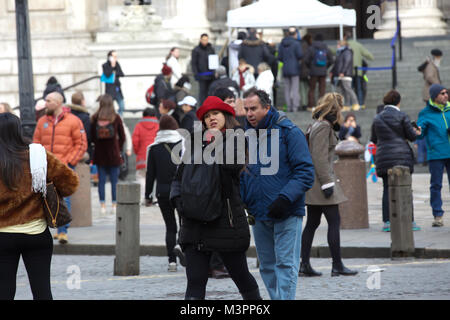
[238,29,275,78]
[68,91,92,162]
[91,94,126,215]
[371,90,421,232]
[417,84,450,227]
[0,113,79,300]
[166,47,183,88]
[191,33,215,105]
[278,27,303,112]
[305,34,333,111]
[146,115,184,272]
[208,65,240,98]
[228,31,247,78]
[334,40,359,111]
[420,49,442,103]
[300,92,358,277]
[339,112,362,142]
[170,96,261,300]
[255,63,275,107]
[300,34,312,111]
[132,107,159,202]
[153,64,175,119]
[232,59,256,98]
[344,31,374,109]
[33,92,87,244]
[241,89,315,300]
[102,51,125,116]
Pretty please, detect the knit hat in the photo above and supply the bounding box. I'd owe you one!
[162,63,172,76]
[196,96,236,121]
[429,84,446,101]
[431,49,443,57]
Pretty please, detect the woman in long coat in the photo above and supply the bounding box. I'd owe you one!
[300,92,358,277]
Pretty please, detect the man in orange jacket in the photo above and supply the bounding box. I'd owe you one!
[33,91,88,244]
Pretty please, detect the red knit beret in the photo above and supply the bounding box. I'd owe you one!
[162,63,172,76]
[196,96,236,121]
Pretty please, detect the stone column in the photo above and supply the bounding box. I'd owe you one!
[162,0,211,42]
[374,0,447,39]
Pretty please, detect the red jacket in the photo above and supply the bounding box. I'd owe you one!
[33,111,88,166]
[132,116,159,170]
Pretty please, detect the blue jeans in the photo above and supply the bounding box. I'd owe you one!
[252,215,303,300]
[428,159,450,217]
[58,164,75,234]
[416,139,427,164]
[115,91,125,116]
[98,165,120,203]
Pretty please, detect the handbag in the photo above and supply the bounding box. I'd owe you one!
[119,151,129,181]
[43,182,72,228]
[101,72,115,84]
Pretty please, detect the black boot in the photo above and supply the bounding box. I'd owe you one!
[241,288,263,300]
[331,262,358,277]
[298,261,322,277]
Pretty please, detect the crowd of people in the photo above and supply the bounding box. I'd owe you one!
[0,28,448,301]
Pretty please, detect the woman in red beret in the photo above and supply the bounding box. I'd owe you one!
[170,96,261,300]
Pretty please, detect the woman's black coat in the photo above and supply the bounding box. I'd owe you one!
[170,130,250,252]
[371,106,417,177]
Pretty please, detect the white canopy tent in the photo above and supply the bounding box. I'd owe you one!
[226,0,357,40]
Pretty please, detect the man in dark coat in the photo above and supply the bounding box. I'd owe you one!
[304,34,333,109]
[43,76,66,103]
[191,33,215,105]
[238,29,275,77]
[102,50,125,116]
[278,27,303,112]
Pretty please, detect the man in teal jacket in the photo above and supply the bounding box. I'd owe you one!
[417,84,450,227]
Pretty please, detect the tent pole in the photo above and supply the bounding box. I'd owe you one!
[339,24,343,40]
[228,27,232,77]
[353,27,356,40]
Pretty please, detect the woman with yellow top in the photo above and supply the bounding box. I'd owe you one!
[0,113,79,300]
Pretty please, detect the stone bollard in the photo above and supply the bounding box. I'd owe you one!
[114,182,140,276]
[388,166,415,258]
[334,140,369,229]
[70,162,92,227]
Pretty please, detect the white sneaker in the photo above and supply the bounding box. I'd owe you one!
[100,204,106,215]
[111,204,117,215]
[168,262,177,272]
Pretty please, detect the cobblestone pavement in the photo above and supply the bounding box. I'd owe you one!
[13,256,450,300]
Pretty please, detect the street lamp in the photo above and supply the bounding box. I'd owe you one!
[15,0,36,139]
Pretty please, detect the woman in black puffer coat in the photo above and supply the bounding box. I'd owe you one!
[370,90,421,231]
[170,96,261,300]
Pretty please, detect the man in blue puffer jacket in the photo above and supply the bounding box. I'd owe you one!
[417,84,450,227]
[240,89,314,300]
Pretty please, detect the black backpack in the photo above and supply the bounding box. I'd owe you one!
[417,61,428,72]
[180,162,223,222]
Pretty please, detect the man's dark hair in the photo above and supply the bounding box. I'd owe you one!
[107,50,116,59]
[214,87,235,101]
[243,88,271,107]
[200,33,209,38]
[383,90,401,106]
[143,107,156,117]
[237,31,247,40]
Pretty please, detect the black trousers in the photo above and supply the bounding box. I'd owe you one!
[381,175,415,223]
[301,205,342,266]
[198,80,213,105]
[184,246,259,299]
[158,196,181,263]
[0,228,53,300]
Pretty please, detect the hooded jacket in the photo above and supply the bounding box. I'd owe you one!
[304,41,333,77]
[371,106,417,176]
[191,42,215,81]
[240,108,315,221]
[334,46,354,78]
[417,100,450,161]
[33,111,88,166]
[132,116,159,170]
[278,36,303,77]
[0,150,79,228]
[238,34,275,73]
